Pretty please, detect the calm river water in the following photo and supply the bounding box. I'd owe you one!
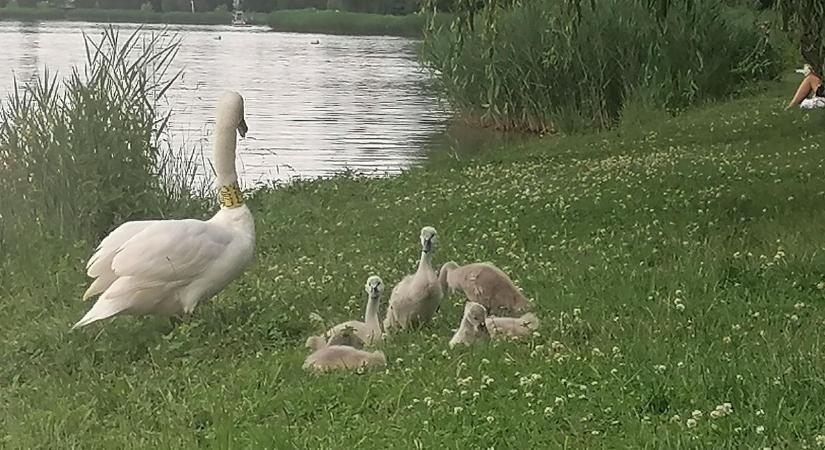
[0,21,451,185]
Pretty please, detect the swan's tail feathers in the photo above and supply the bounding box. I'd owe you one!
[82,274,116,301]
[71,298,127,330]
[520,312,540,330]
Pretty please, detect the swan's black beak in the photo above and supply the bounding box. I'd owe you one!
[423,239,433,253]
[238,118,248,138]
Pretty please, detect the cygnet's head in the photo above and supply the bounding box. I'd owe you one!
[365,275,384,299]
[305,335,326,351]
[463,302,487,330]
[420,226,438,253]
[216,90,248,137]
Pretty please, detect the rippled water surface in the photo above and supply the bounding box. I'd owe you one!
[0,21,450,185]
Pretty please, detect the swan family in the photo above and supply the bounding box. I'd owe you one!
[73,91,540,373]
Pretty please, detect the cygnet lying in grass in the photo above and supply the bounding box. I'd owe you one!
[305,326,365,351]
[302,346,387,373]
[449,302,490,348]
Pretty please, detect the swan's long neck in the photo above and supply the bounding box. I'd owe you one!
[214,124,242,208]
[438,267,449,292]
[417,250,433,273]
[365,294,380,328]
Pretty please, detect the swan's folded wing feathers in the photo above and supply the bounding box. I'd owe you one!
[110,220,233,283]
[86,221,156,276]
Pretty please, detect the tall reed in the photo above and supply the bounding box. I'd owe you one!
[421,0,782,133]
[0,27,208,280]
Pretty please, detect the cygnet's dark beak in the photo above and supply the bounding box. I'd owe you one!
[423,238,433,253]
[370,286,380,297]
[238,118,248,138]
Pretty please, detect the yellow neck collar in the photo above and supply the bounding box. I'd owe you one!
[218,183,244,208]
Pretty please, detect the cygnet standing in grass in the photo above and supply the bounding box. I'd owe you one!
[449,302,490,348]
[439,261,528,313]
[318,276,384,346]
[486,312,540,339]
[303,346,387,373]
[383,227,443,331]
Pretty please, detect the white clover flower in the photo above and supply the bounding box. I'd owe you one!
[453,406,464,414]
[691,410,703,420]
[815,434,825,446]
[457,376,473,386]
[686,418,698,428]
[486,416,495,423]
[555,396,565,405]
[756,425,765,434]
[675,303,686,311]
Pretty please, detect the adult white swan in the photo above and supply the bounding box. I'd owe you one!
[72,91,255,329]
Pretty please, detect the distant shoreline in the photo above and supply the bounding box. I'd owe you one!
[266,10,449,38]
[0,7,268,26]
[0,7,447,37]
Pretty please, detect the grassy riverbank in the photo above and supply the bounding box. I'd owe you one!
[267,9,447,37]
[3,76,825,448]
[0,6,268,25]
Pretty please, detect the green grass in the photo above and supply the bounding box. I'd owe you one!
[267,9,449,37]
[4,76,825,448]
[0,6,268,25]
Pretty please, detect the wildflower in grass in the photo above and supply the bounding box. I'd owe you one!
[756,409,765,416]
[486,416,495,423]
[723,336,732,344]
[675,303,686,311]
[592,347,605,357]
[555,396,565,405]
[817,281,825,290]
[791,314,799,322]
[686,418,698,428]
[453,406,464,415]
[794,302,806,310]
[670,414,681,423]
[815,434,825,446]
[544,407,554,416]
[654,364,667,373]
[691,410,703,420]
[457,376,473,386]
[756,425,765,434]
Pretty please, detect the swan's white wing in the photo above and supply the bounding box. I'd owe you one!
[111,219,233,283]
[83,220,156,300]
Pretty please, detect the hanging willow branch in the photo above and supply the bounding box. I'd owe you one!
[777,0,825,76]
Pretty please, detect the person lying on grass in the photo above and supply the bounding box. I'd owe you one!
[786,63,824,109]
